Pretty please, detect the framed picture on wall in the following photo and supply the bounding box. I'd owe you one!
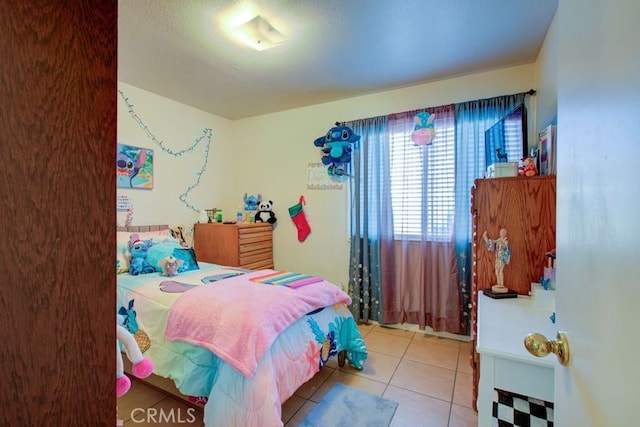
[117,143,154,189]
[306,162,343,190]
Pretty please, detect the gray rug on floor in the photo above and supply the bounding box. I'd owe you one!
[301,383,398,427]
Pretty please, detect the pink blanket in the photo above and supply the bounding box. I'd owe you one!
[164,270,351,378]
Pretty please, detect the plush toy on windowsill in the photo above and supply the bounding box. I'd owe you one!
[159,255,183,277]
[254,200,277,224]
[116,316,154,398]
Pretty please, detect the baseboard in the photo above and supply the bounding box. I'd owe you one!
[365,321,471,343]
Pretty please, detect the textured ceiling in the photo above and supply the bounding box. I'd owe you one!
[118,0,558,120]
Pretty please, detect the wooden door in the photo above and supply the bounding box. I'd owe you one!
[0,1,117,424]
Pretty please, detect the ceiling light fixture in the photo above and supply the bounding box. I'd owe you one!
[230,15,286,51]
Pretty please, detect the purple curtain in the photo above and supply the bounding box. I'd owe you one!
[380,105,461,333]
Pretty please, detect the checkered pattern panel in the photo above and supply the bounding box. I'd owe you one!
[492,388,554,427]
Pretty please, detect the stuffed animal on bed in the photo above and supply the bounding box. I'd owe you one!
[128,236,156,276]
[116,317,154,398]
[159,255,183,277]
[169,226,189,248]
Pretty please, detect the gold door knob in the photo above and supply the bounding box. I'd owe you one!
[524,331,570,366]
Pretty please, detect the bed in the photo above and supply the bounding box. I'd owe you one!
[116,225,367,426]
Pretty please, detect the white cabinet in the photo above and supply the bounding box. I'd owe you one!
[476,293,557,426]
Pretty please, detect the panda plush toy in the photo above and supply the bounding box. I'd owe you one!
[254,200,277,224]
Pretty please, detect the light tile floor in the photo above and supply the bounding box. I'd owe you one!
[117,323,478,426]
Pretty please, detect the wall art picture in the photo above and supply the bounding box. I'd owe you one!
[306,162,343,190]
[117,143,154,189]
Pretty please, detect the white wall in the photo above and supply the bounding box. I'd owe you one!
[534,11,559,135]
[117,82,235,243]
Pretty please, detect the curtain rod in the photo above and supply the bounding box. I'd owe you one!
[464,89,536,105]
[346,89,537,124]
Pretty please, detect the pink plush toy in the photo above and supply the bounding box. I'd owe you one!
[116,320,154,398]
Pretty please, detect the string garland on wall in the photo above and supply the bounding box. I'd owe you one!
[118,90,213,214]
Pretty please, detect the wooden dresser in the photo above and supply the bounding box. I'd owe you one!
[469,176,556,410]
[193,223,274,270]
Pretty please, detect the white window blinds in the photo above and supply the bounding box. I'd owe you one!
[387,107,455,241]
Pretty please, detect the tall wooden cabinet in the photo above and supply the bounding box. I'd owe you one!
[193,223,274,270]
[469,176,556,410]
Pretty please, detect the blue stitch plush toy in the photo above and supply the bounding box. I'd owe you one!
[243,193,261,211]
[313,122,360,177]
[128,235,156,276]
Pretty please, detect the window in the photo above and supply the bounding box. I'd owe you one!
[485,104,527,166]
[503,111,526,158]
[388,111,455,241]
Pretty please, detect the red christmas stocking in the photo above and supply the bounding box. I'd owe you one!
[288,195,311,242]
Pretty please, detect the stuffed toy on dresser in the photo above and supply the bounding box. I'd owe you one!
[254,200,277,224]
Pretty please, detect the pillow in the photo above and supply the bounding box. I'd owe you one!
[116,229,178,274]
[173,247,199,273]
[146,243,200,273]
[146,241,183,272]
